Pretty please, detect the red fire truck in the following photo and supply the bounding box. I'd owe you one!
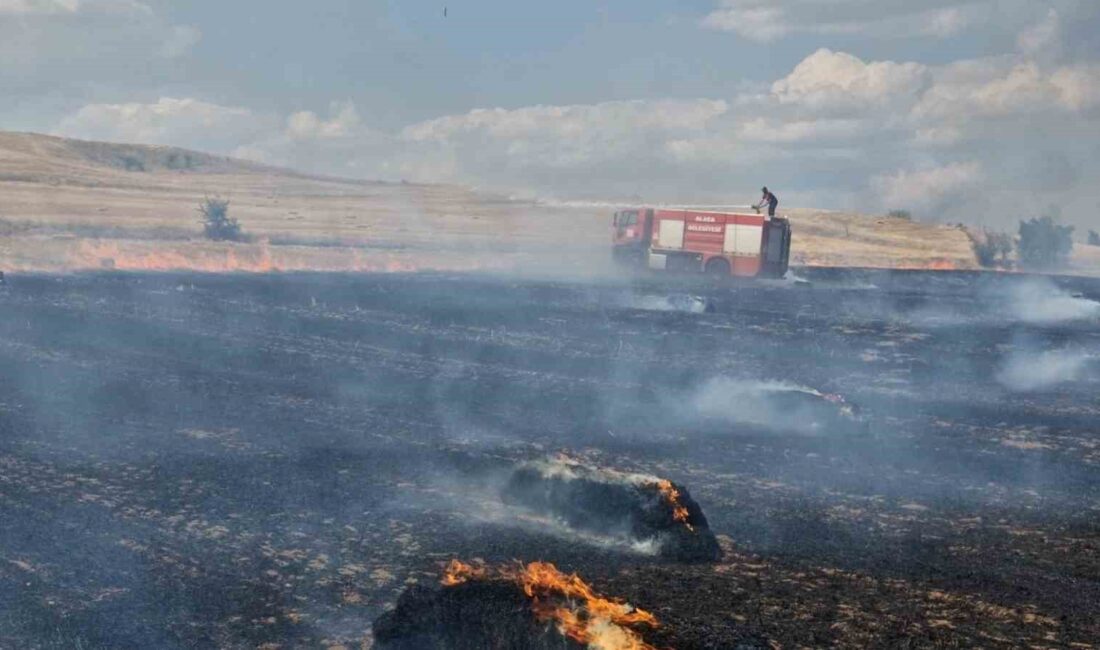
[612,208,791,278]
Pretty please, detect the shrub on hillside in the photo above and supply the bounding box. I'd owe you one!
[1089,230,1100,246]
[199,197,244,242]
[1017,216,1074,269]
[887,209,912,221]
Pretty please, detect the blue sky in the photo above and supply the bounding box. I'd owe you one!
[125,1,791,124]
[3,1,1100,228]
[138,1,1022,123]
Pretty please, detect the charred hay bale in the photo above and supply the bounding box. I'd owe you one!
[502,459,721,563]
[373,582,584,650]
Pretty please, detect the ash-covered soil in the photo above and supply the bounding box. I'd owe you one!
[0,269,1098,649]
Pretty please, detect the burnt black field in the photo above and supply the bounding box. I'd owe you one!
[1,269,1099,648]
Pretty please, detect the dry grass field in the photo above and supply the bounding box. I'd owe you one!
[0,131,995,275]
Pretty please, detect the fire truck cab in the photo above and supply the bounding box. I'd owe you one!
[613,208,791,278]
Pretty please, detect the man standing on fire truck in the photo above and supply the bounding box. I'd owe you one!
[756,187,779,217]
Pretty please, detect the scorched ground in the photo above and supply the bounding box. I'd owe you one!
[0,269,1098,648]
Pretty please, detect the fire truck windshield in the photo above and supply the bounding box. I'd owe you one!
[616,211,638,227]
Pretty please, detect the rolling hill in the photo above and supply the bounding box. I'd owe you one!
[0,130,994,275]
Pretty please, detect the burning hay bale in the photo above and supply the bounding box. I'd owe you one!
[373,560,660,650]
[501,457,721,562]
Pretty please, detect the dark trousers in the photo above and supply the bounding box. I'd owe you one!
[768,203,777,217]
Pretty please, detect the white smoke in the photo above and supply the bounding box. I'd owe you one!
[688,378,858,434]
[512,511,661,557]
[393,462,663,555]
[996,348,1094,392]
[1007,279,1100,325]
[625,294,712,314]
[522,456,664,489]
[902,278,1100,328]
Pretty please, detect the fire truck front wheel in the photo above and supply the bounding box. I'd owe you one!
[704,258,731,276]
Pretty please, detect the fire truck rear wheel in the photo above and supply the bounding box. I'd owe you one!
[704,258,731,276]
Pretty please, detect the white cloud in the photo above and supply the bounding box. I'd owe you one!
[771,49,929,112]
[55,98,385,180]
[700,5,788,42]
[661,133,741,165]
[404,100,729,144]
[1018,8,1061,56]
[227,101,399,179]
[0,0,81,14]
[49,39,1100,225]
[923,7,971,38]
[975,63,1059,112]
[911,125,965,148]
[55,97,270,151]
[702,0,979,42]
[1050,65,1100,111]
[401,100,729,173]
[161,24,202,58]
[871,162,984,212]
[286,102,362,141]
[914,58,1100,120]
[735,117,866,144]
[0,0,149,16]
[0,0,197,84]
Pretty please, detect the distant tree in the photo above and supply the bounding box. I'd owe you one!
[887,209,912,221]
[199,197,244,242]
[1017,216,1074,269]
[1089,230,1100,246]
[972,229,1013,267]
[972,238,995,267]
[991,231,1014,263]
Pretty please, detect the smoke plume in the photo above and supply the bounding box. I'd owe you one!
[996,348,1095,391]
[1007,279,1100,325]
[686,378,862,434]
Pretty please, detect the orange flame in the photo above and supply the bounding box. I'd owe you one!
[0,238,504,274]
[652,480,693,531]
[441,559,488,586]
[924,258,958,271]
[440,560,659,650]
